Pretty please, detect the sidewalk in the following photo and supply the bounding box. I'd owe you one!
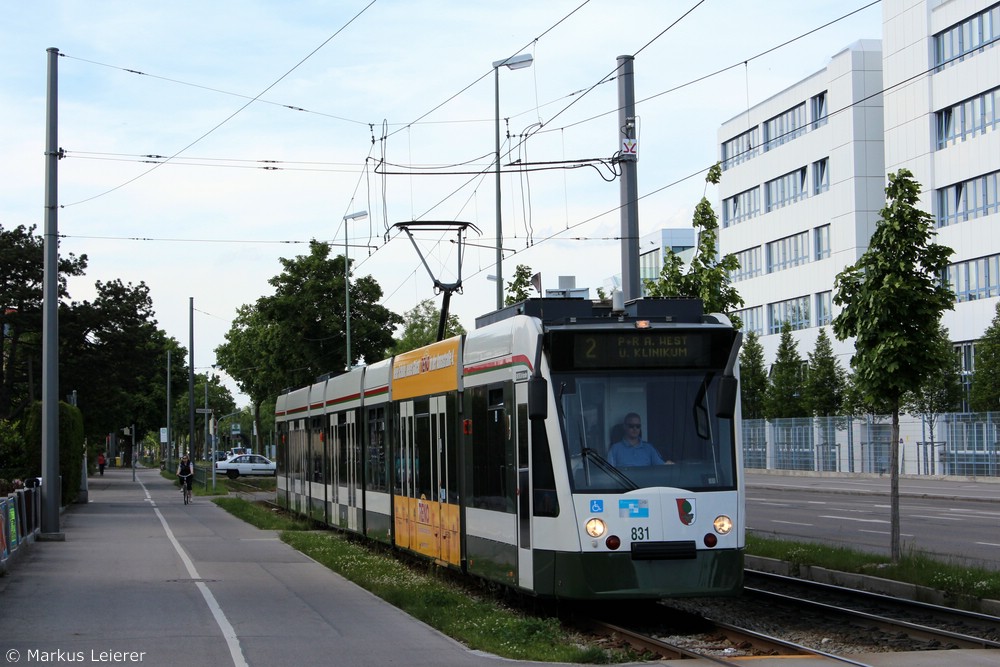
[746,469,1000,502]
[0,467,543,667]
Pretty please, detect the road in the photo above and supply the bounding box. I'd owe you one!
[745,472,1000,569]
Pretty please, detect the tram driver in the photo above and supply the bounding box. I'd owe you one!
[607,413,672,467]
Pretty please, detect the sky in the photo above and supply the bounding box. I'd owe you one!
[1,0,881,405]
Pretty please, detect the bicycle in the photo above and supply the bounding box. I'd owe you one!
[179,473,193,505]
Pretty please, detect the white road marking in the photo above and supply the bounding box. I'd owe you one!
[139,479,248,667]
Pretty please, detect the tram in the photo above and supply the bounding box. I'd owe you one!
[274,297,744,599]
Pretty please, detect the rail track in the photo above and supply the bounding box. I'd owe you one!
[744,570,1000,650]
[580,615,878,665]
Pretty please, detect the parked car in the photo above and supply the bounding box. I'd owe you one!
[215,454,276,479]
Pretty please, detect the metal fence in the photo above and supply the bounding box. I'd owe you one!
[742,412,1000,477]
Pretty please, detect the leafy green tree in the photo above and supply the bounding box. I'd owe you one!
[643,164,744,327]
[262,240,402,382]
[0,223,87,421]
[60,279,181,455]
[763,322,807,420]
[217,241,402,431]
[24,400,84,504]
[969,302,1000,412]
[833,168,954,563]
[902,324,963,451]
[802,328,847,417]
[739,330,767,420]
[505,264,536,305]
[215,303,284,450]
[392,299,466,355]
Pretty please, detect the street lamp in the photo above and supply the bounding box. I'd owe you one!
[343,210,368,370]
[491,53,533,310]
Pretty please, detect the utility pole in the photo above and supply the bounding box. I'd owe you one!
[41,47,63,538]
[617,55,640,302]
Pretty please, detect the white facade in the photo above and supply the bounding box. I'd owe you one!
[883,0,1000,376]
[717,40,885,366]
[718,0,1000,380]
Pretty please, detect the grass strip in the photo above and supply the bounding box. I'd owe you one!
[747,533,1000,599]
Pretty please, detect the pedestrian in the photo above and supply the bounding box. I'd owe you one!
[97,451,106,476]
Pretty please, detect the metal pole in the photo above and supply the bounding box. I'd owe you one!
[167,349,172,470]
[617,55,640,302]
[494,65,503,310]
[41,47,62,537]
[131,424,136,482]
[345,218,351,370]
[188,297,195,459]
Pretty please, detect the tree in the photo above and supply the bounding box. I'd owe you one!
[60,279,181,455]
[392,299,466,355]
[217,242,402,433]
[833,168,954,563]
[763,322,807,420]
[261,240,402,382]
[504,264,536,305]
[0,223,87,421]
[969,302,1000,412]
[643,163,744,327]
[802,328,847,417]
[902,324,963,454]
[739,330,767,420]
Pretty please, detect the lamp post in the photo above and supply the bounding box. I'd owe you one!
[491,53,533,310]
[343,210,368,370]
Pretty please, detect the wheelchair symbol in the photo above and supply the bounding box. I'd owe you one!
[590,500,604,513]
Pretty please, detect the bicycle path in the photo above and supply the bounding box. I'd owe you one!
[0,467,547,667]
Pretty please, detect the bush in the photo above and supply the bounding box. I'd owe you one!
[23,401,85,505]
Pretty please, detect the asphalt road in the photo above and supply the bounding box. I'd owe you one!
[745,472,1000,569]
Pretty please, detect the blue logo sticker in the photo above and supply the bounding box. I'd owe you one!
[619,498,650,518]
[590,499,604,513]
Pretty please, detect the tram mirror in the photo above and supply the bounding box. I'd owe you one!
[716,375,737,419]
[528,376,548,420]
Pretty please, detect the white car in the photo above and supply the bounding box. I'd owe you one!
[215,454,276,478]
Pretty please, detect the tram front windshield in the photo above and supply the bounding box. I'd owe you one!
[557,370,736,493]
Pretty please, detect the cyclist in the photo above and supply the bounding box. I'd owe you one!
[177,453,194,501]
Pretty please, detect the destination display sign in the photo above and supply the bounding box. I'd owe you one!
[549,330,733,371]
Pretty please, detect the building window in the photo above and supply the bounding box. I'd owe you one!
[734,306,764,336]
[766,231,810,273]
[731,247,762,282]
[722,187,760,227]
[814,225,831,260]
[936,86,999,149]
[721,127,759,170]
[944,254,1000,302]
[763,103,807,152]
[811,91,828,129]
[934,3,1000,68]
[768,296,810,334]
[765,167,808,212]
[815,291,832,326]
[813,158,829,194]
[936,169,1000,227]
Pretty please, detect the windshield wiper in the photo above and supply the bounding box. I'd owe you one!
[582,448,639,490]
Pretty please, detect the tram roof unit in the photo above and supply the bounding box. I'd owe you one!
[475,297,706,329]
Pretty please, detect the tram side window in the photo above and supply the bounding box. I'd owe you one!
[414,399,433,500]
[367,406,388,492]
[311,417,323,483]
[531,419,559,517]
[337,413,348,485]
[276,424,287,474]
[470,386,513,513]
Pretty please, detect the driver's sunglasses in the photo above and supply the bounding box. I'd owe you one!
[626,423,641,429]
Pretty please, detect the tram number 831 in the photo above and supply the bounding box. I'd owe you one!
[631,526,650,541]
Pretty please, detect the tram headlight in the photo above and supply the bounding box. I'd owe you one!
[585,518,607,538]
[713,514,733,535]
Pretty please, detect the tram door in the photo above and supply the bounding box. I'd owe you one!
[345,409,360,531]
[433,395,460,565]
[515,383,533,590]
